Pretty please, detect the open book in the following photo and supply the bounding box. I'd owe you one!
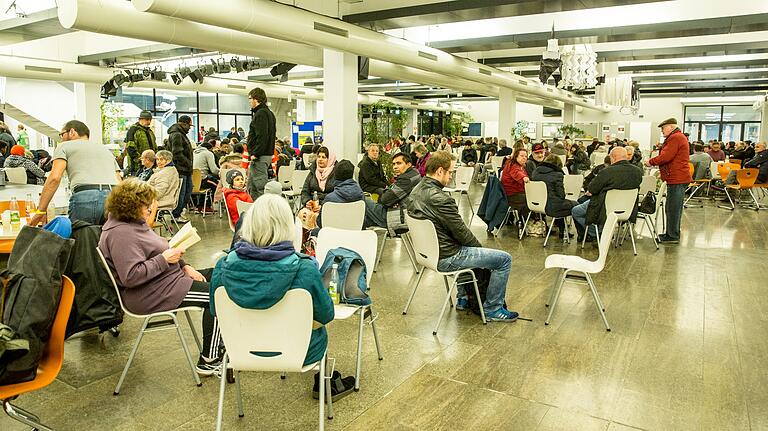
[168,222,200,251]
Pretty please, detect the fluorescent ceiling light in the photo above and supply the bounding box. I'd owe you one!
[619,53,768,68]
[631,68,768,78]
[637,78,768,85]
[681,96,763,103]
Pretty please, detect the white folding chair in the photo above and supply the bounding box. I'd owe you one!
[490,156,505,174]
[321,201,365,230]
[222,198,236,232]
[402,215,487,335]
[303,153,317,169]
[544,213,620,331]
[581,189,639,254]
[4,167,27,184]
[155,179,182,236]
[213,288,333,431]
[235,200,253,219]
[564,174,583,201]
[283,169,310,211]
[277,164,295,190]
[443,166,475,217]
[293,216,303,252]
[636,181,666,248]
[557,154,567,168]
[520,181,569,246]
[316,227,382,391]
[96,248,202,395]
[638,175,656,197]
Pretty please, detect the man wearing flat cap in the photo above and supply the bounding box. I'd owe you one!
[645,118,691,244]
[124,110,157,176]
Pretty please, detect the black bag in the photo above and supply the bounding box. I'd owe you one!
[0,226,73,384]
[638,191,656,214]
[457,268,491,317]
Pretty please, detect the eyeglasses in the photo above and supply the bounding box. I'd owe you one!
[58,130,69,138]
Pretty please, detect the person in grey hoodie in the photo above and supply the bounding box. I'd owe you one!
[98,179,222,375]
[193,141,220,207]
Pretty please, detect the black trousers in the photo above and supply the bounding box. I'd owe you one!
[176,268,221,360]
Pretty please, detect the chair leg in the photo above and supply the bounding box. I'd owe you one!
[465,192,475,217]
[585,273,611,331]
[546,269,565,307]
[433,275,457,335]
[543,216,556,247]
[519,212,532,240]
[402,268,425,315]
[354,308,364,391]
[645,218,659,249]
[215,354,228,431]
[470,274,486,325]
[401,234,420,274]
[114,317,149,395]
[173,314,202,387]
[442,276,454,308]
[2,401,53,431]
[374,233,387,272]
[235,370,244,417]
[325,354,334,421]
[184,310,202,353]
[629,222,638,255]
[369,308,383,361]
[545,271,568,326]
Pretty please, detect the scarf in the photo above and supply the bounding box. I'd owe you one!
[234,240,295,261]
[315,154,337,190]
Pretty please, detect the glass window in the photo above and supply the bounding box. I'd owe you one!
[722,105,761,122]
[116,87,154,111]
[219,115,236,138]
[199,114,218,140]
[721,123,742,143]
[199,92,217,113]
[156,89,197,112]
[701,123,720,142]
[219,93,251,113]
[684,122,699,142]
[685,106,721,122]
[236,115,251,135]
[745,123,761,142]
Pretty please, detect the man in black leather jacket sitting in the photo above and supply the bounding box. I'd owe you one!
[407,151,519,322]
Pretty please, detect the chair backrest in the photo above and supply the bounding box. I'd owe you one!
[190,169,203,193]
[96,247,140,318]
[604,189,639,222]
[648,168,660,178]
[405,215,440,272]
[236,200,253,218]
[452,166,474,191]
[220,168,246,188]
[688,162,694,176]
[34,275,75,384]
[291,169,310,191]
[491,156,505,172]
[303,153,316,168]
[223,197,236,232]
[293,217,303,252]
[595,213,620,271]
[710,162,722,180]
[557,154,567,167]
[5,166,27,184]
[357,153,365,164]
[638,175,656,196]
[315,227,377,286]
[736,168,759,188]
[278,164,295,188]
[215,288,314,372]
[564,174,583,200]
[524,181,547,214]
[655,181,667,213]
[717,163,732,180]
[321,201,365,230]
[591,152,607,167]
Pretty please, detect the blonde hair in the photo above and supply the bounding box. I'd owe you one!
[240,194,294,247]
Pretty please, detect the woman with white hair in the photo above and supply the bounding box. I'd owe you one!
[211,194,354,399]
[148,150,181,210]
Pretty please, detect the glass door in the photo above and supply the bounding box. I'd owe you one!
[684,122,700,142]
[701,123,721,142]
[744,123,760,142]
[721,123,742,143]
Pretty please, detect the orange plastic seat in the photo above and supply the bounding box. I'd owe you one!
[1,276,75,429]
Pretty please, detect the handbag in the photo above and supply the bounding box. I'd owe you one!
[638,191,656,214]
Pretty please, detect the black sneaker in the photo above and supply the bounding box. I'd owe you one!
[312,371,355,402]
[196,357,222,376]
[658,235,679,244]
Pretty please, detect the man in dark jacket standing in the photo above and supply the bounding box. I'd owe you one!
[572,147,642,241]
[645,118,692,244]
[407,151,518,322]
[169,115,194,222]
[246,87,277,199]
[358,144,389,195]
[364,153,420,230]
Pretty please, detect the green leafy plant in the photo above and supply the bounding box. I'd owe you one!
[100,101,124,145]
[442,112,474,137]
[512,120,530,140]
[557,124,585,138]
[361,101,408,148]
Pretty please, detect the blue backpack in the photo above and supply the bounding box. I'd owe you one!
[319,247,371,306]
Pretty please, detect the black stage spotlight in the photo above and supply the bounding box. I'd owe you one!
[178,66,191,78]
[170,73,182,85]
[190,68,205,83]
[100,79,118,99]
[151,69,166,81]
[230,57,243,72]
[112,71,127,86]
[270,62,296,77]
[203,64,215,76]
[216,59,231,73]
[142,68,152,78]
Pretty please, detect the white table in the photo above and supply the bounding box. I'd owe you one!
[0,184,70,210]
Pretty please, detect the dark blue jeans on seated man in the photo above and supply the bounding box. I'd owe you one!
[437,246,512,314]
[571,199,600,237]
[363,197,388,229]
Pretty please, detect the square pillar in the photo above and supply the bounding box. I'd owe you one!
[563,103,576,125]
[297,99,317,122]
[323,49,358,160]
[498,88,516,144]
[761,102,768,143]
[74,82,103,143]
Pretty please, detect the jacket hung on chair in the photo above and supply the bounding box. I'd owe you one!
[532,162,576,217]
[648,128,692,185]
[407,177,481,260]
[477,175,508,231]
[64,221,123,338]
[210,241,334,366]
[357,155,388,195]
[585,160,643,226]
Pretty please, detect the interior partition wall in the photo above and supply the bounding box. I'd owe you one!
[683,105,761,143]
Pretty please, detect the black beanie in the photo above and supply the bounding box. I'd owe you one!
[334,160,354,181]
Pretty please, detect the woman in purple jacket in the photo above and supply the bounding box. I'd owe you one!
[98,179,222,375]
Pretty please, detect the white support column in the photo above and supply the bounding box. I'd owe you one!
[761,102,768,143]
[498,87,516,144]
[296,99,317,122]
[323,49,358,160]
[74,82,103,143]
[409,108,419,137]
[563,103,576,125]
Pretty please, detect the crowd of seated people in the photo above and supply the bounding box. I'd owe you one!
[3,144,46,184]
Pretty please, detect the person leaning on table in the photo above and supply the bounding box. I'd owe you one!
[29,120,122,227]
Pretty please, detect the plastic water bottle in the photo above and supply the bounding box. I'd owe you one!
[328,263,340,305]
[9,196,20,230]
[313,191,319,205]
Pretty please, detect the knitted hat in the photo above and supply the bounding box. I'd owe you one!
[10,145,25,156]
[334,160,354,181]
[226,170,244,185]
[264,181,282,195]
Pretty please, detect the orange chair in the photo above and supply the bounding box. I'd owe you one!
[685,162,709,208]
[1,276,75,430]
[723,168,763,210]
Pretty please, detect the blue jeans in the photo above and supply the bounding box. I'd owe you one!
[571,199,599,237]
[363,197,387,229]
[665,183,686,240]
[437,246,511,314]
[173,174,192,217]
[69,189,110,225]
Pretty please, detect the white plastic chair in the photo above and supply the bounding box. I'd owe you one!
[402,215,487,334]
[223,197,236,232]
[321,201,365,230]
[235,200,253,219]
[96,248,202,395]
[581,189,639,255]
[283,169,310,211]
[4,167,27,184]
[277,164,295,190]
[443,166,475,217]
[213,288,333,431]
[490,156,505,174]
[564,175,583,201]
[293,216,303,252]
[709,162,722,181]
[544,213,620,331]
[636,181,667,248]
[557,154,567,168]
[638,175,656,197]
[303,153,317,169]
[520,181,569,246]
[316,227,382,391]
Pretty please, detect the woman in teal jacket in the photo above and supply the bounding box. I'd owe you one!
[210,194,334,366]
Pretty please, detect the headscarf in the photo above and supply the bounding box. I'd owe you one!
[315,153,337,190]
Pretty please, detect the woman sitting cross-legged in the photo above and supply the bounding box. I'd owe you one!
[99,178,223,375]
[211,193,355,400]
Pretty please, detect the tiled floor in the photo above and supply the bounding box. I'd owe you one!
[3,188,767,430]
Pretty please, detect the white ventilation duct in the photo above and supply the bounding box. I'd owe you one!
[133,0,609,112]
[57,0,498,99]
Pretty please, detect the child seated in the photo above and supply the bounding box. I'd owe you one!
[223,170,253,225]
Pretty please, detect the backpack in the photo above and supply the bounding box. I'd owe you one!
[456,268,506,318]
[319,247,371,306]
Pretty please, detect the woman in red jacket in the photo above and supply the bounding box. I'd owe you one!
[501,148,530,222]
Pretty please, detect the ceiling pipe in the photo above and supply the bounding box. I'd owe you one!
[133,0,610,112]
[57,0,499,99]
[0,55,459,112]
